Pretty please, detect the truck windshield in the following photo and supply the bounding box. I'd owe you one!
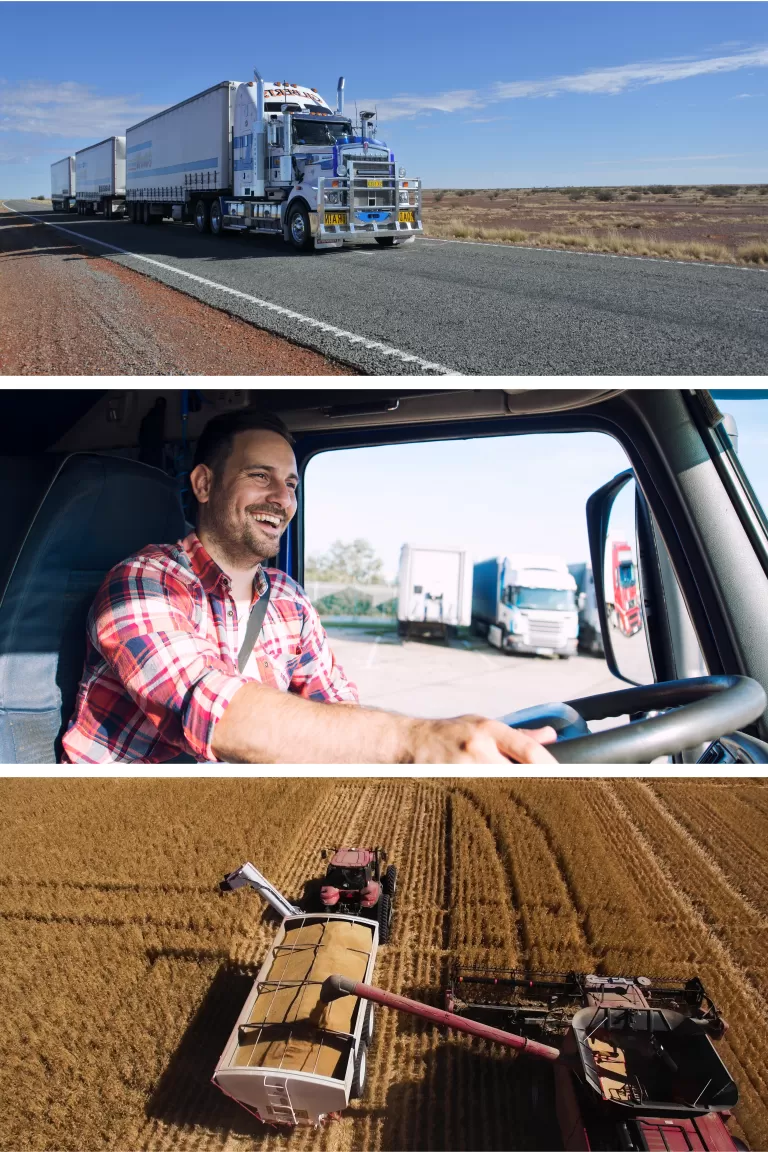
[292,119,353,147]
[512,588,576,611]
[617,562,635,587]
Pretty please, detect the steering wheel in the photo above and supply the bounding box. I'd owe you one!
[503,676,767,764]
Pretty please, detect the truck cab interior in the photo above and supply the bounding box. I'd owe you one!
[2,386,768,765]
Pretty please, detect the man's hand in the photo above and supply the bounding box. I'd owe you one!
[404,716,557,764]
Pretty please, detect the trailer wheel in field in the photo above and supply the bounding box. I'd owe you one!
[377,893,392,944]
[350,1039,368,1099]
[375,237,398,247]
[210,199,224,236]
[383,864,397,899]
[363,1004,375,1045]
[287,203,312,251]
[194,199,210,234]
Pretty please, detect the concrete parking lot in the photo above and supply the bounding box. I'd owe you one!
[325,623,626,722]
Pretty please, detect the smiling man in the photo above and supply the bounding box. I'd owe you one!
[62,410,555,765]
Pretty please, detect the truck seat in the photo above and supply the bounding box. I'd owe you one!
[0,453,186,763]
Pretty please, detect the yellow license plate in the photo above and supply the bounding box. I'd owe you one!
[398,210,415,223]
[324,212,348,226]
[367,179,383,188]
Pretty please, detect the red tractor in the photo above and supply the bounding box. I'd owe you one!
[319,847,397,943]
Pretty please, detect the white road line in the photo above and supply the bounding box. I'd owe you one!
[2,205,459,374]
[419,235,768,273]
[366,635,383,668]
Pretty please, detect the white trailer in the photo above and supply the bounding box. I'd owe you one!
[124,71,421,251]
[213,912,378,1126]
[397,544,472,641]
[50,156,76,212]
[75,136,126,217]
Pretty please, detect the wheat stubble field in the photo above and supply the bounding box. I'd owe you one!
[1,779,767,1152]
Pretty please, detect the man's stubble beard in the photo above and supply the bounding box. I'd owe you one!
[202,486,280,567]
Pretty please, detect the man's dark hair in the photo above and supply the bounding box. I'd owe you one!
[192,409,295,477]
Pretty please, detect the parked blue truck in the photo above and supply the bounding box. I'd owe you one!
[472,554,579,657]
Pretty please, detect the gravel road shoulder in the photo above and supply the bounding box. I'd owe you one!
[0,207,356,375]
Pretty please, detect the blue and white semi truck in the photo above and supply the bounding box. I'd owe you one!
[472,554,579,658]
[74,137,126,218]
[124,72,422,251]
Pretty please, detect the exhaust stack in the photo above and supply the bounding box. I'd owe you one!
[322,976,562,1063]
[252,67,266,197]
[336,76,345,115]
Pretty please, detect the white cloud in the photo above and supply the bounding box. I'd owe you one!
[365,46,768,123]
[0,80,165,137]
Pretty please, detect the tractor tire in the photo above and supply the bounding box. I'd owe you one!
[377,893,392,944]
[350,1039,368,1099]
[363,1003,375,1046]
[383,865,397,899]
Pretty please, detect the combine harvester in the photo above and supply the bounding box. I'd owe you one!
[321,966,745,1150]
[213,858,391,1125]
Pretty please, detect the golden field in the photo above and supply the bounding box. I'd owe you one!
[1,779,767,1151]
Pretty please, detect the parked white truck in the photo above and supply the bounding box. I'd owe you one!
[472,554,579,658]
[50,156,76,212]
[74,136,126,217]
[124,73,422,251]
[397,544,472,641]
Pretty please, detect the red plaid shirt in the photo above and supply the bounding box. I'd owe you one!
[61,532,358,763]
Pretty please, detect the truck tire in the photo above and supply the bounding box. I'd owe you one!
[350,1039,368,1099]
[194,199,210,234]
[287,203,312,252]
[210,199,224,236]
[383,865,397,899]
[377,893,392,944]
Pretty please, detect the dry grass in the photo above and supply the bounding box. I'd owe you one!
[1,779,767,1151]
[422,183,768,265]
[425,215,748,264]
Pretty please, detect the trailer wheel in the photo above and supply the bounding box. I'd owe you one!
[377,893,392,944]
[194,199,210,234]
[375,237,398,247]
[287,203,312,251]
[383,865,397,899]
[210,199,224,236]
[350,1039,368,1099]
[363,1004,375,1046]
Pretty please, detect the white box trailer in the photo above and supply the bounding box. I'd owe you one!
[126,81,235,212]
[397,544,473,641]
[75,136,126,217]
[50,156,76,212]
[213,913,377,1126]
[123,71,421,251]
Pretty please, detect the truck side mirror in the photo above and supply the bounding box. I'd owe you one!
[586,470,654,686]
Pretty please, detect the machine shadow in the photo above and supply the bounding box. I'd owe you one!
[144,959,274,1139]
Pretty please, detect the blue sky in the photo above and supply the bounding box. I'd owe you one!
[305,396,768,580]
[1,1,767,196]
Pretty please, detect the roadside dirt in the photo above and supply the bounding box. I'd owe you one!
[0,208,357,375]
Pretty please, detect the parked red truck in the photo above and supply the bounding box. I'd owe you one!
[610,539,643,637]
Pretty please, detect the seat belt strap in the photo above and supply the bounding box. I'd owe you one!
[238,572,271,674]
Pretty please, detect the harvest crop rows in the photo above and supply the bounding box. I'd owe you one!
[1,779,766,1151]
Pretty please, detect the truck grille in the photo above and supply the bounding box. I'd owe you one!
[528,621,566,647]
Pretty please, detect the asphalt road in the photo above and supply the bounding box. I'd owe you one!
[6,200,768,375]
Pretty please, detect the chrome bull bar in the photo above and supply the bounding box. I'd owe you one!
[316,174,423,243]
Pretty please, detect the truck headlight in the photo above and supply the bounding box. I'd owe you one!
[399,167,406,177]
[327,191,340,204]
[398,190,410,204]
